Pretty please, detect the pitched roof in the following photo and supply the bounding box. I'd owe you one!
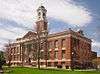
[23,31,36,38]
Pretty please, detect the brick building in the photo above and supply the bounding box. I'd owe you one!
[5,6,97,69]
[97,57,100,69]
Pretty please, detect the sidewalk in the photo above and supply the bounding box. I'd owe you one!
[0,70,3,74]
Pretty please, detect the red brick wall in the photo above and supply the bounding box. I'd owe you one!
[65,35,72,67]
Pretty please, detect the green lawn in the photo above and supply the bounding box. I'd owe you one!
[4,67,100,74]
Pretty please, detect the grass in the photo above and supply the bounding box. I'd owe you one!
[3,67,100,74]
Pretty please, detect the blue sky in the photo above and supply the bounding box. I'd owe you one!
[0,0,100,56]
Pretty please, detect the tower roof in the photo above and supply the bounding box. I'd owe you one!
[37,5,47,12]
[39,5,45,9]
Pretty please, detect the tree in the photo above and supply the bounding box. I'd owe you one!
[21,43,24,67]
[92,58,100,69]
[36,32,41,69]
[0,51,6,70]
[5,40,12,67]
[36,31,48,69]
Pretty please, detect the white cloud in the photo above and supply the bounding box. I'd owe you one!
[0,26,27,39]
[0,26,27,50]
[0,0,92,50]
[0,0,92,27]
[47,0,92,26]
[92,40,100,48]
[92,40,100,56]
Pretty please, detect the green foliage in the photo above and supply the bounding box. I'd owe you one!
[4,67,100,74]
[0,51,6,69]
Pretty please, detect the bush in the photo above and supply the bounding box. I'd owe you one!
[57,65,62,68]
[0,51,6,69]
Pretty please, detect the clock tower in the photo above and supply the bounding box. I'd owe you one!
[36,5,48,34]
[36,5,48,67]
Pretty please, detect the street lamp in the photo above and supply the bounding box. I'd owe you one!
[71,51,74,71]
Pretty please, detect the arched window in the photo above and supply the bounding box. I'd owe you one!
[61,39,66,47]
[48,41,52,49]
[54,40,58,48]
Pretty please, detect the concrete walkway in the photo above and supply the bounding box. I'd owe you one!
[0,70,3,74]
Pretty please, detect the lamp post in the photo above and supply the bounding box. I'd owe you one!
[71,51,74,71]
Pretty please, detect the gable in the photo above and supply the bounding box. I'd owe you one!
[23,31,36,38]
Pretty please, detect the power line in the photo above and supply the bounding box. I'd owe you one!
[0,22,35,35]
[0,37,14,41]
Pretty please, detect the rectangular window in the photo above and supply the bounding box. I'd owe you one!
[54,62,58,67]
[27,44,32,52]
[40,51,44,59]
[48,51,51,60]
[48,62,51,67]
[14,47,16,54]
[54,51,58,59]
[14,55,16,60]
[62,50,65,59]
[73,38,79,48]
[16,47,18,53]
